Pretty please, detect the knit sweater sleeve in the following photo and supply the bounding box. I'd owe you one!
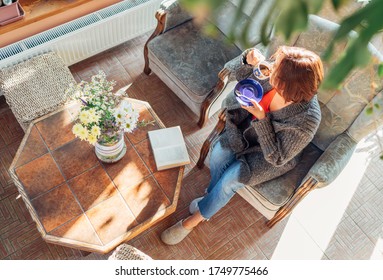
[250,116,314,167]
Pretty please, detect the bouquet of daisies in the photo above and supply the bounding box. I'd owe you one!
[66,71,140,145]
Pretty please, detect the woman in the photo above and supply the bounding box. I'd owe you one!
[161,46,323,245]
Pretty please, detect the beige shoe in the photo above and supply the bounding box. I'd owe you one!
[160,220,192,245]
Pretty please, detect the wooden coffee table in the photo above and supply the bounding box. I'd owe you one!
[9,98,185,254]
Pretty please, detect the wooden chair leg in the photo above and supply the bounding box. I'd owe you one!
[266,177,318,228]
[197,109,226,168]
[143,10,166,75]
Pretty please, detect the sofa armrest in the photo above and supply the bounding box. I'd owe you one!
[223,53,252,82]
[160,0,193,32]
[304,132,357,188]
[268,133,356,227]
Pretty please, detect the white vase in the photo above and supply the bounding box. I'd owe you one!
[95,131,126,163]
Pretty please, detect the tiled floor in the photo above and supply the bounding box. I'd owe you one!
[0,33,382,260]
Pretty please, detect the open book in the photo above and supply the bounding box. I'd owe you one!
[148,126,190,171]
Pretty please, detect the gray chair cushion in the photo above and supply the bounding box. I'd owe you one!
[148,20,241,104]
[247,143,323,207]
[0,52,75,131]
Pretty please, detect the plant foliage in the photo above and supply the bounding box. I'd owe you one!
[179,0,383,89]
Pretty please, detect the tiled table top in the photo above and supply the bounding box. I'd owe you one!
[9,98,184,254]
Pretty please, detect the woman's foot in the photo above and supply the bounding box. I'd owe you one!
[160,220,193,245]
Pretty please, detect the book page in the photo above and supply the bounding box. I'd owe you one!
[154,146,190,170]
[148,126,190,170]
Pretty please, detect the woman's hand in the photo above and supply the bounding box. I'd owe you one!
[241,99,266,120]
[246,49,265,66]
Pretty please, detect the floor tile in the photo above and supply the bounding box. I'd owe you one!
[52,138,98,180]
[345,175,379,215]
[36,109,76,151]
[128,210,203,260]
[85,194,137,245]
[103,139,150,190]
[134,138,157,173]
[349,190,383,243]
[119,176,170,224]
[0,109,24,145]
[14,126,47,168]
[15,153,65,199]
[68,164,118,211]
[49,214,102,246]
[247,217,289,260]
[323,216,376,259]
[269,216,324,260]
[0,147,16,188]
[31,183,83,232]
[366,157,383,190]
[153,168,182,202]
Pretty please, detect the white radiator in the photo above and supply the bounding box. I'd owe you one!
[0,0,162,68]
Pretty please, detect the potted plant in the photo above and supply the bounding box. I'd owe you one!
[0,0,23,25]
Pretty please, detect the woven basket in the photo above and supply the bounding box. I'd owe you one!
[0,52,76,131]
[108,244,152,260]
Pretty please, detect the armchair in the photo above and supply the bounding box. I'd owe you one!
[143,0,274,127]
[197,15,383,227]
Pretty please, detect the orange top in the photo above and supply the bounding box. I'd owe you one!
[252,88,277,120]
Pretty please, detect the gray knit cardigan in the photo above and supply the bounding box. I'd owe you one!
[218,55,322,186]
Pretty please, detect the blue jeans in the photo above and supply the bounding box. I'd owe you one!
[198,141,245,219]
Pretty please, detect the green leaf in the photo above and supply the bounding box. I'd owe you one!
[374,103,381,110]
[331,0,350,10]
[323,3,374,60]
[180,0,221,10]
[322,44,359,89]
[202,23,219,38]
[352,41,372,67]
[378,64,383,78]
[323,0,383,89]
[380,153,383,160]
[275,0,309,40]
[305,0,325,14]
[226,0,248,45]
[366,106,373,115]
[260,4,278,45]
[239,0,265,47]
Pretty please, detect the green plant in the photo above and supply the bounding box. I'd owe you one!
[179,0,383,90]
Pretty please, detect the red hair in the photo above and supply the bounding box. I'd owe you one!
[270,46,324,103]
